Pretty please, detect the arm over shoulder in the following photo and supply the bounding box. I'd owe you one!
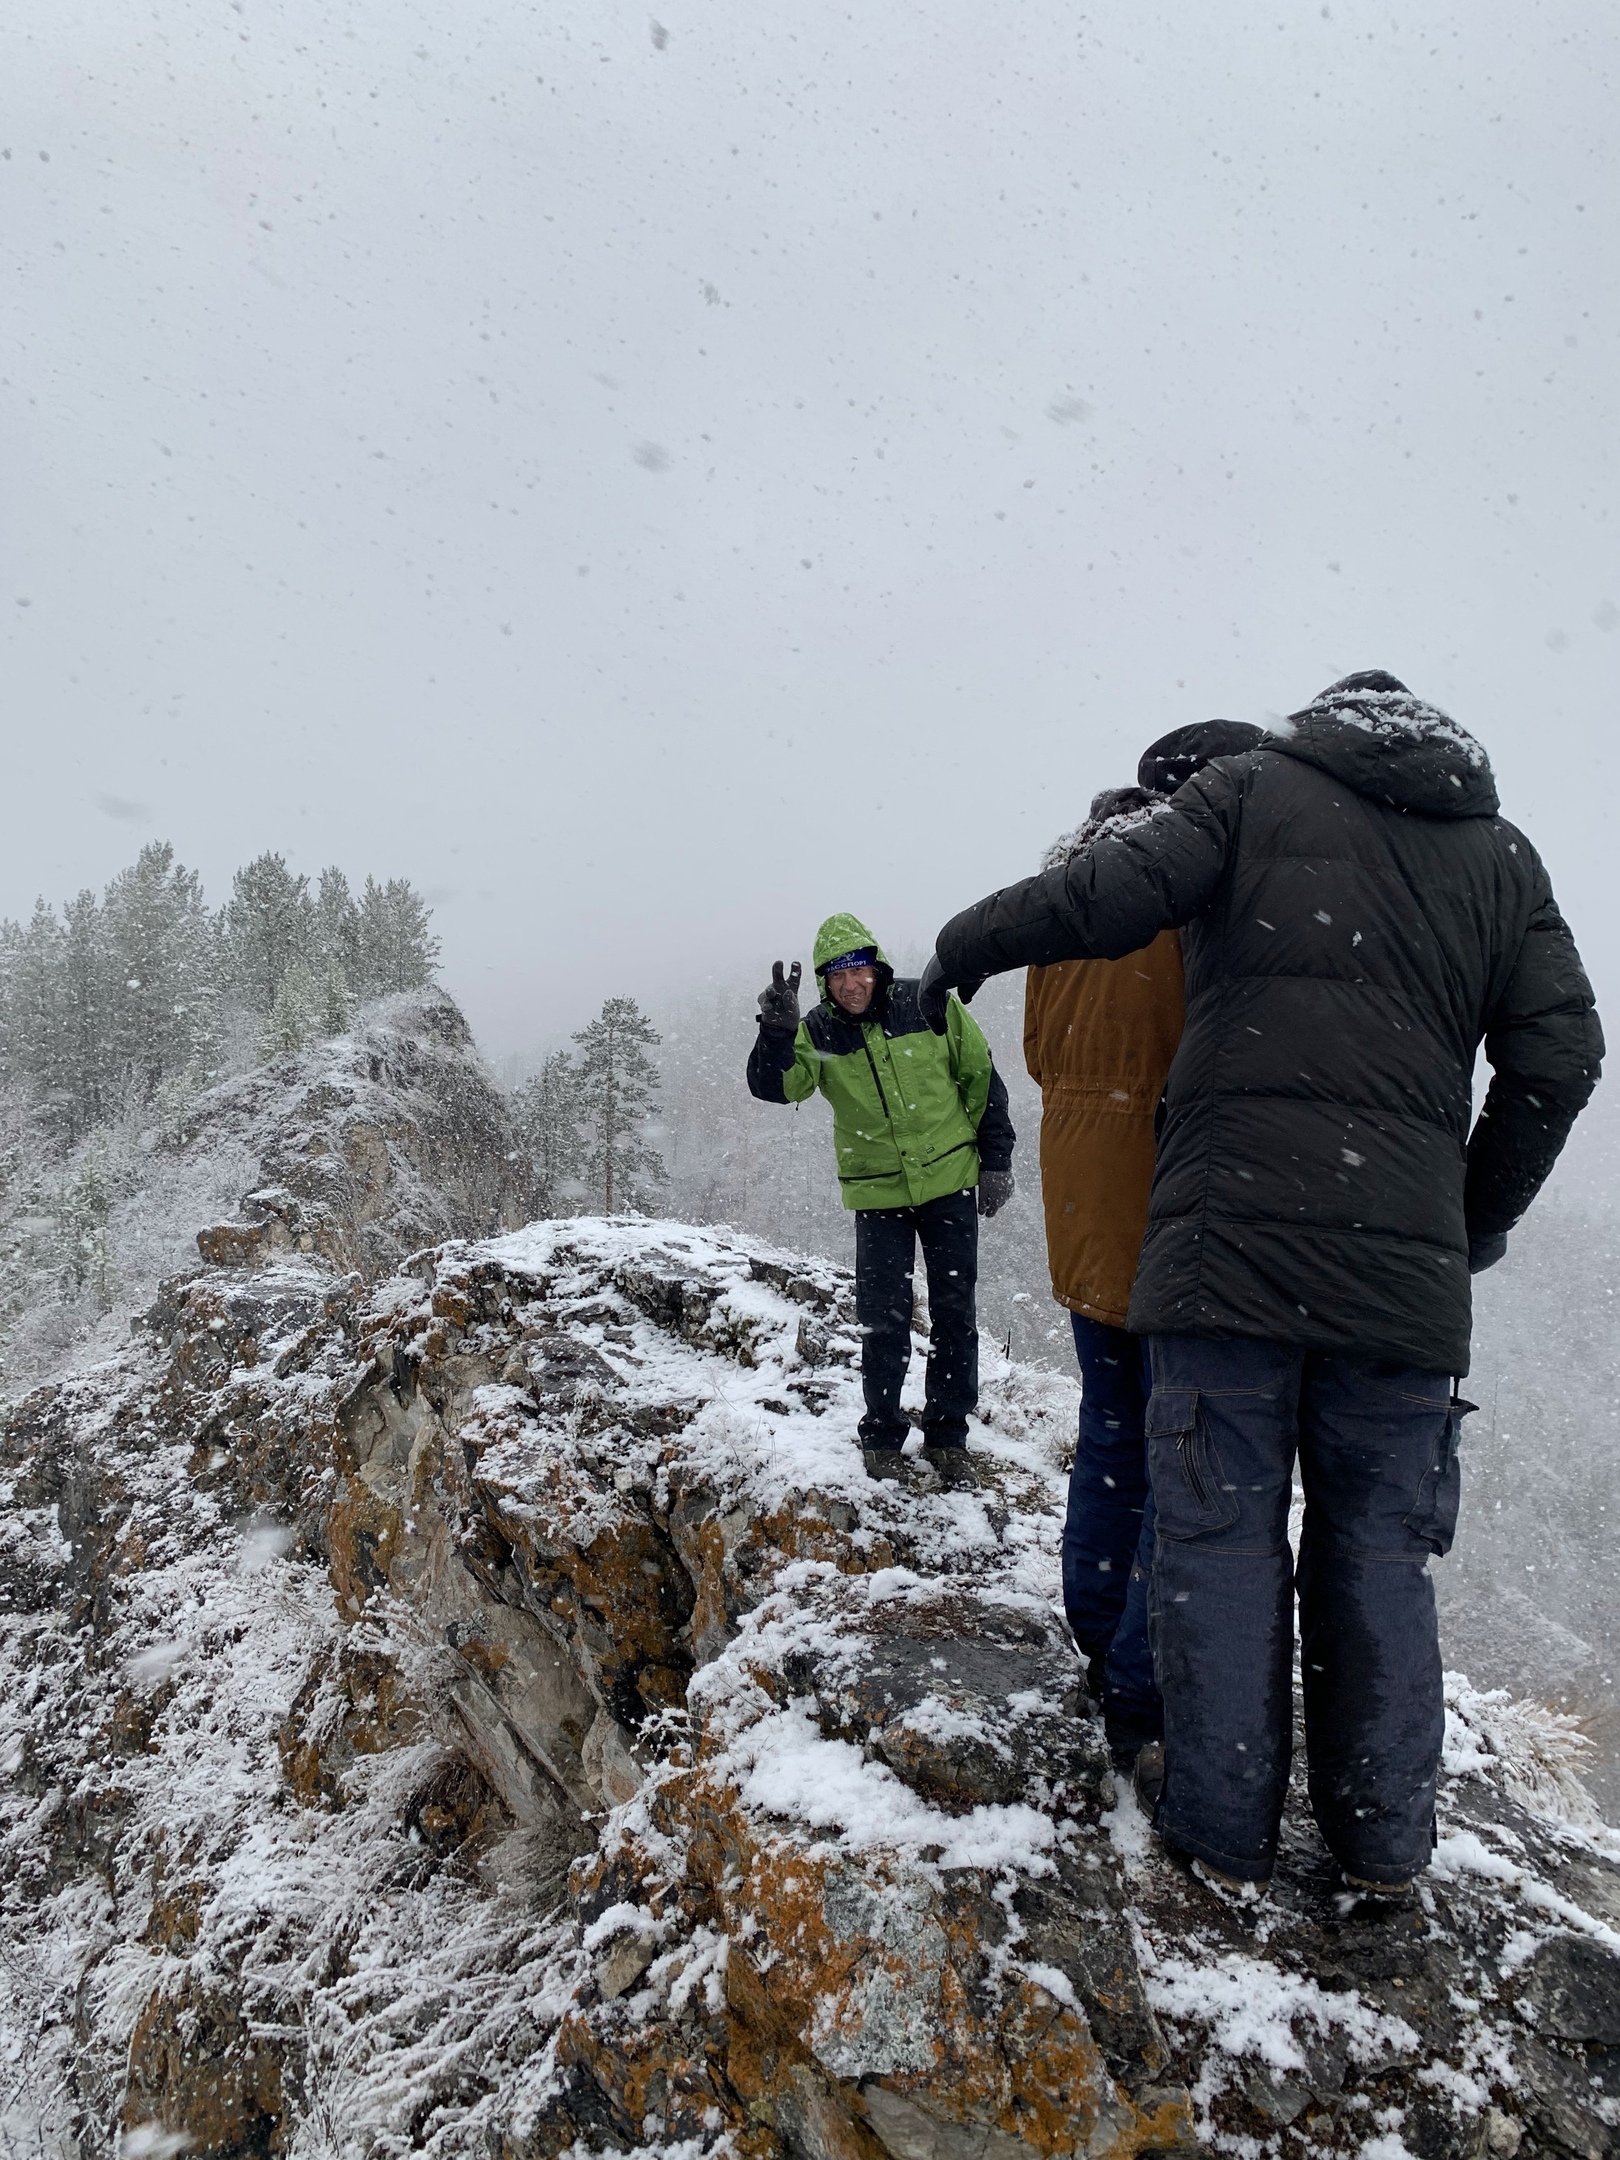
[937,763,1242,984]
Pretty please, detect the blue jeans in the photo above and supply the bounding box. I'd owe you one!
[1146,1335,1465,1885]
[1062,1316,1162,1752]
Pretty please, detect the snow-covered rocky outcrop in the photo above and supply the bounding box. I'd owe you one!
[170,986,530,1283]
[2,1210,1618,2160]
[0,989,529,1399]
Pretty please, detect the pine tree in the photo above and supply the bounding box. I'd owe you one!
[58,891,109,1141]
[512,1051,584,1216]
[315,957,351,1037]
[0,903,69,1123]
[314,868,362,993]
[260,960,321,1060]
[222,853,315,1016]
[0,846,442,1138]
[0,857,219,1142]
[57,1132,116,1304]
[100,842,217,1099]
[572,998,665,1213]
[355,876,440,998]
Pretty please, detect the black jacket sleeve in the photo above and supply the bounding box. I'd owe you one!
[1464,882,1603,1238]
[746,1021,797,1105]
[936,764,1241,983]
[975,1063,1015,1174]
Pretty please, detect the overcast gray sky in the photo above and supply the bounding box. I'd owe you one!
[4,0,1616,1058]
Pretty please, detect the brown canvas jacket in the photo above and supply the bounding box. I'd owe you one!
[1023,929,1185,1326]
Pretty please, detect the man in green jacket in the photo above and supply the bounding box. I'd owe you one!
[746,913,1016,1487]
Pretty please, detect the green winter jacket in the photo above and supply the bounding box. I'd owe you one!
[745,913,1015,1212]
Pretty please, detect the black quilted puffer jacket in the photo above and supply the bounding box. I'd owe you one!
[934,673,1603,1372]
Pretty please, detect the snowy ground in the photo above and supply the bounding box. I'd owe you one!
[3,1212,1616,2160]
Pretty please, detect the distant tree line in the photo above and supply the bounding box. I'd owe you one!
[0,841,439,1143]
[512,996,665,1216]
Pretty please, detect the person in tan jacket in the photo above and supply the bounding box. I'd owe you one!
[1027,723,1261,1765]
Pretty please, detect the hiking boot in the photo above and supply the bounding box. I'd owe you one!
[1190,1857,1270,1902]
[920,1444,979,1491]
[1343,1871,1417,1901]
[1131,1741,1166,1814]
[861,1446,906,1482]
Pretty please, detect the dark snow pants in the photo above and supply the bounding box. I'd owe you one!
[1146,1335,1465,1886]
[1062,1316,1162,1754]
[855,1189,978,1449]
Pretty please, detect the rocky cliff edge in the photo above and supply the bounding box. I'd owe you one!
[1,1214,1617,2160]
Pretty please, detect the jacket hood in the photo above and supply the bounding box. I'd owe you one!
[1041,787,1164,872]
[813,912,891,975]
[1265,671,1498,818]
[1137,719,1265,795]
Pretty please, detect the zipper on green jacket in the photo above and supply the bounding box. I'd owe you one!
[923,1139,975,1169]
[861,1033,891,1121]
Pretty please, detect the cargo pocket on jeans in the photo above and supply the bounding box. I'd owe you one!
[1145,1388,1240,1539]
[1402,1396,1475,1558]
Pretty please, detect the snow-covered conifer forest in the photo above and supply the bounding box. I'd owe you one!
[0,847,437,1389]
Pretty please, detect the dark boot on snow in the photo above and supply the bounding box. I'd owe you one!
[1131,1740,1166,1815]
[1342,1871,1417,1903]
[862,1446,906,1482]
[921,1445,980,1491]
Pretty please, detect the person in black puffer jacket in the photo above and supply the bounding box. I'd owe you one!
[922,671,1603,1896]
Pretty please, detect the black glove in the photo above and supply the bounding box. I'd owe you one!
[1468,1230,1508,1275]
[978,1170,1014,1218]
[757,960,802,1033]
[920,954,987,1034]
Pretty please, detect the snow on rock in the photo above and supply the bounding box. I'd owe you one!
[0,989,530,1402]
[2,1205,1618,2160]
[181,988,530,1281]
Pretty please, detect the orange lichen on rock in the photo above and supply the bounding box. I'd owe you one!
[123,1970,288,2157]
[8,1200,1612,2160]
[277,1633,428,1806]
[563,1745,1193,2160]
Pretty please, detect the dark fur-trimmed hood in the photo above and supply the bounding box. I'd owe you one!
[1267,670,1498,819]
